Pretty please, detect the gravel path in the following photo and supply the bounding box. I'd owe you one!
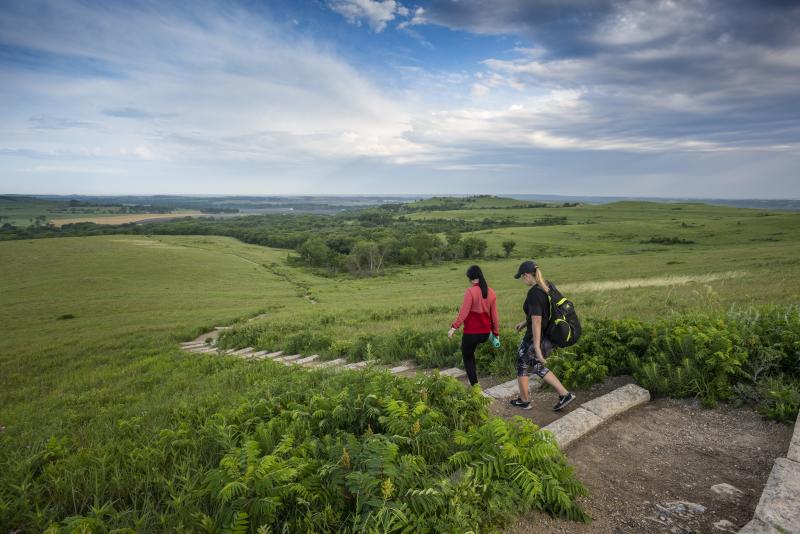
[505,398,793,534]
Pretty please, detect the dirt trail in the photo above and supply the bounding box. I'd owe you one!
[569,271,745,292]
[505,398,793,534]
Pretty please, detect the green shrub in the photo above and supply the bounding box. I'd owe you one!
[220,306,800,422]
[757,375,800,422]
[548,306,800,420]
[7,368,589,532]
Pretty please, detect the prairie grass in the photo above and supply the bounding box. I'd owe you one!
[1,200,799,531]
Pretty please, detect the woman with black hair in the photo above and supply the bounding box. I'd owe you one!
[448,265,499,386]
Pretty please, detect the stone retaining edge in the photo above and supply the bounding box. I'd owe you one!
[542,384,650,450]
[738,409,800,534]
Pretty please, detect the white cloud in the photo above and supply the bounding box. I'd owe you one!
[327,0,406,32]
[2,0,799,197]
[0,0,433,168]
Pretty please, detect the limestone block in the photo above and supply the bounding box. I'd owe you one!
[753,458,800,534]
[543,407,603,449]
[581,383,650,420]
[787,411,800,463]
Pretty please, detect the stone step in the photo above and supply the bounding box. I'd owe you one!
[293,355,319,366]
[580,383,651,420]
[389,364,416,374]
[342,360,369,370]
[483,377,542,399]
[214,326,232,330]
[313,358,348,369]
[231,347,254,356]
[273,354,302,363]
[543,384,651,449]
[245,350,269,359]
[258,351,284,360]
[440,367,467,379]
[181,342,207,348]
[190,346,217,354]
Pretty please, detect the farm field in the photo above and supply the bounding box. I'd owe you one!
[0,196,202,227]
[48,211,204,226]
[1,200,798,532]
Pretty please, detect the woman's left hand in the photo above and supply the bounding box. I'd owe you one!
[448,327,456,339]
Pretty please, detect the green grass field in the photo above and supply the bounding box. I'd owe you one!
[3,202,799,446]
[1,200,799,531]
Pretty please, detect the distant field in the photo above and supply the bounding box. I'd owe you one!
[49,210,203,226]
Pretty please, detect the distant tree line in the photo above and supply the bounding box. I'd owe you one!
[0,210,567,275]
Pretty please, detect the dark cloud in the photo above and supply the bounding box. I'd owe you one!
[417,0,611,56]
[419,0,800,57]
[414,0,800,150]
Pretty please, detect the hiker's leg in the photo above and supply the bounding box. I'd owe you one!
[542,371,568,396]
[460,334,480,386]
[516,341,531,401]
[517,375,530,402]
[538,338,568,396]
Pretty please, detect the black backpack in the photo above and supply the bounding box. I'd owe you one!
[545,283,581,347]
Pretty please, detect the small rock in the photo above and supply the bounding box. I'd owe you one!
[713,519,737,532]
[711,483,744,500]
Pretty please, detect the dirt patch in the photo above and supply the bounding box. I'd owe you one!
[505,398,793,534]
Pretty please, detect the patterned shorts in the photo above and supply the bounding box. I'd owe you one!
[516,338,555,378]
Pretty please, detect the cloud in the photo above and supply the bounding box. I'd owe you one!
[401,0,800,158]
[102,107,176,119]
[0,0,428,167]
[28,115,93,129]
[1,0,799,197]
[327,0,408,32]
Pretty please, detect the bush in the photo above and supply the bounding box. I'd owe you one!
[547,306,800,421]
[6,370,589,532]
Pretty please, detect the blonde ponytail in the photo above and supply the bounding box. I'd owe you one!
[535,268,550,293]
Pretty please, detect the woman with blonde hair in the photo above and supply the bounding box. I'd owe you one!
[511,260,575,411]
[448,264,499,387]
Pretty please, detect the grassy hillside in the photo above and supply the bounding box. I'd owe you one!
[1,200,798,531]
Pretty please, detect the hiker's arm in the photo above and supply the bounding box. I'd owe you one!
[449,289,472,337]
[490,295,500,337]
[532,315,546,363]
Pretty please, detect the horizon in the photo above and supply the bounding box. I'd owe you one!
[4,192,799,202]
[1,1,799,198]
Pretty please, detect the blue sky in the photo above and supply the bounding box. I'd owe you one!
[0,0,798,197]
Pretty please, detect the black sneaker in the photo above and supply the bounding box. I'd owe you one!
[553,392,576,411]
[509,398,531,410]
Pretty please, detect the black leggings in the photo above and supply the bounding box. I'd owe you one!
[461,333,489,386]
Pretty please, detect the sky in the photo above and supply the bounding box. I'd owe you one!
[0,0,799,198]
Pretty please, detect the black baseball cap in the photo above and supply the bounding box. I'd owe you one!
[514,260,538,279]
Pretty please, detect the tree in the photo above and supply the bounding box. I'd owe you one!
[502,240,516,257]
[461,237,487,258]
[298,237,332,267]
[398,246,417,265]
[445,230,461,247]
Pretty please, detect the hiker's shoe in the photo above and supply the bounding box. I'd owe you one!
[553,392,576,411]
[509,398,532,410]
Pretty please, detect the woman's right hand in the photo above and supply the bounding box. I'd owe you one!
[514,320,526,332]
